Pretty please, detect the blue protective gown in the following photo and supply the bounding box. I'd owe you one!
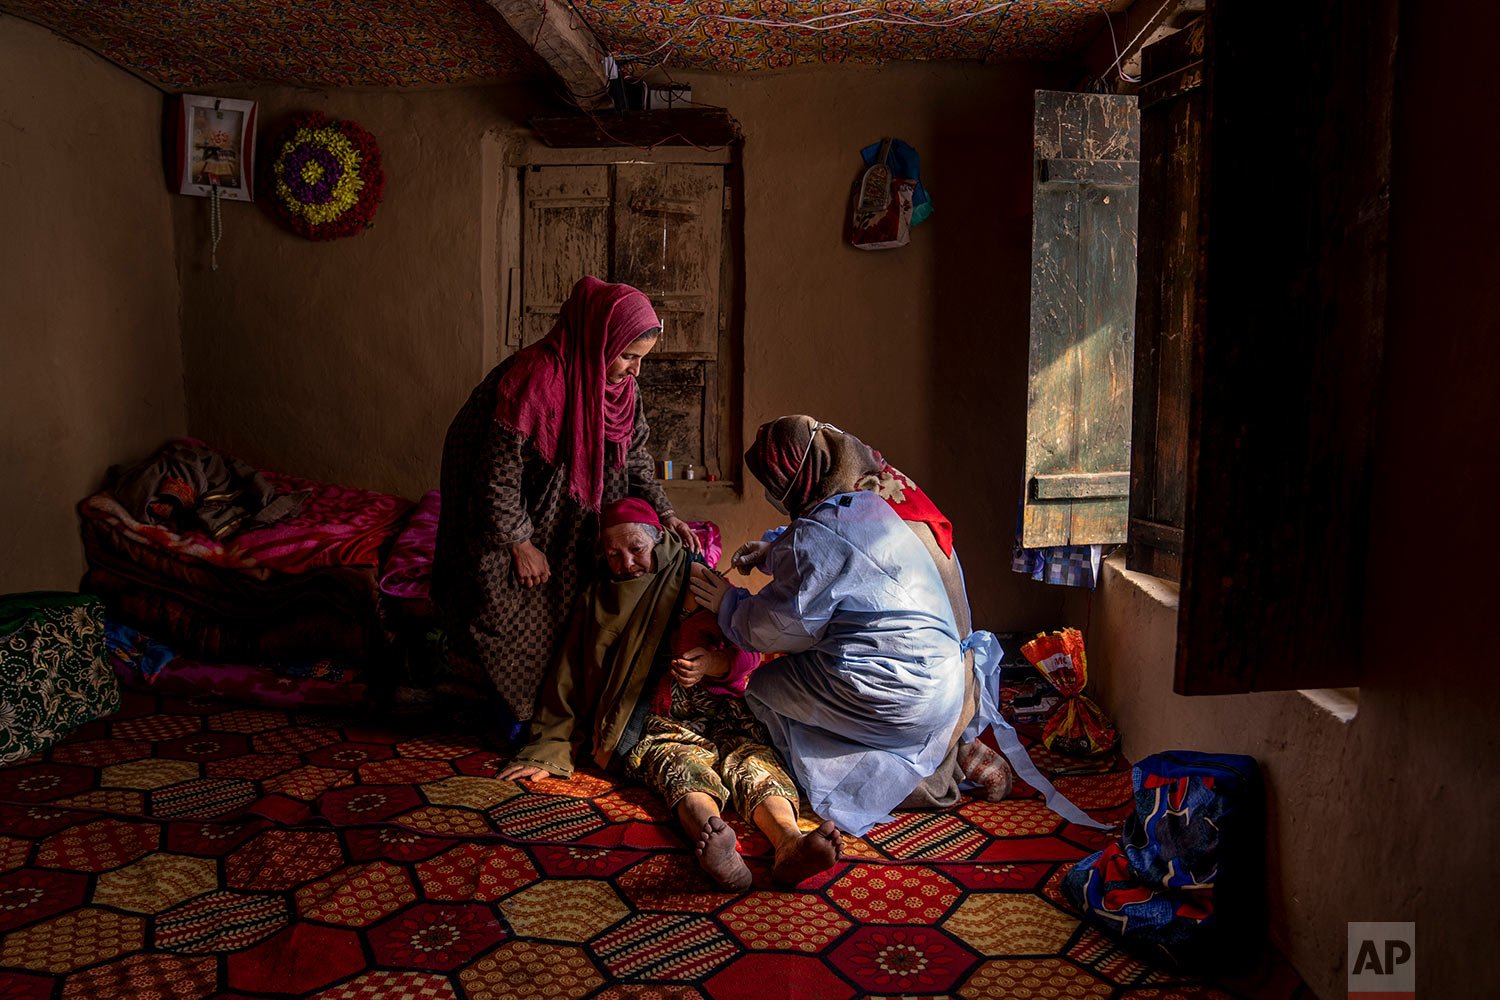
[717,490,969,835]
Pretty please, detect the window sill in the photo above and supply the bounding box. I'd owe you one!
[1101,550,1180,612]
[662,480,741,507]
[1101,553,1359,721]
[1297,687,1359,723]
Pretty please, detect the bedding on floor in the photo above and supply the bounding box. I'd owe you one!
[107,621,369,709]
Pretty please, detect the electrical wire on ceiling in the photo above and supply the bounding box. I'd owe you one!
[1099,0,1178,85]
[1104,12,1141,84]
[608,2,1025,69]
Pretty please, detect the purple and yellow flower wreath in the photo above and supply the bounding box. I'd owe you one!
[262,113,384,240]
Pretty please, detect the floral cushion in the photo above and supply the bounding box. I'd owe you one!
[0,593,120,766]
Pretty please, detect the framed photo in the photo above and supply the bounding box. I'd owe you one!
[170,95,256,201]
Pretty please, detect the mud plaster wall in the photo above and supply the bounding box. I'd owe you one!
[178,62,1078,633]
[0,15,186,592]
[1066,3,1500,996]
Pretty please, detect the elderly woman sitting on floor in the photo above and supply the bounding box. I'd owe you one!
[497,499,842,889]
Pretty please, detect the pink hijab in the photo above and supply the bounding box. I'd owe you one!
[493,276,660,510]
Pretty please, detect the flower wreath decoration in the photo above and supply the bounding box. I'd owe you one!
[262,113,384,240]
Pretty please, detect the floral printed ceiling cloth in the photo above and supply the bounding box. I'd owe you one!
[1,0,1127,89]
[576,0,1133,73]
[0,0,548,88]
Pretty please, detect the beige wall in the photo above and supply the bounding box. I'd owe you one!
[174,85,539,498]
[684,65,1068,632]
[1071,3,1500,997]
[179,62,1074,633]
[0,16,185,592]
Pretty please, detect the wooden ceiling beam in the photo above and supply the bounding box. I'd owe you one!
[1119,0,1205,81]
[484,0,612,110]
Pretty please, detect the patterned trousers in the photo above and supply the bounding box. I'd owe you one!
[625,685,799,820]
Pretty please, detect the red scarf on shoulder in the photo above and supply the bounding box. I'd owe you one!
[494,276,660,509]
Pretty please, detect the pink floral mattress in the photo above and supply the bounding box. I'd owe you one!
[80,458,413,580]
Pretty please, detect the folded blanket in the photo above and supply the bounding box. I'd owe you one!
[379,490,441,600]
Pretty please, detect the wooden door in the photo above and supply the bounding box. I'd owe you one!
[519,162,728,475]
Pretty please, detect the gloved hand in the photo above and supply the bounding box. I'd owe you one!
[730,539,771,575]
[689,563,733,614]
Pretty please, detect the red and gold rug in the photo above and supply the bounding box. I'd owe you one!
[0,691,1303,998]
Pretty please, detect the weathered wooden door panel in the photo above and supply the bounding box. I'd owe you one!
[1023,91,1140,548]
[611,164,723,358]
[522,165,610,346]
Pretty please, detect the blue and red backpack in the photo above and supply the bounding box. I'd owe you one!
[1062,750,1263,972]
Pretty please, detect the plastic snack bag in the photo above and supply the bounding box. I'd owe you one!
[1020,628,1119,757]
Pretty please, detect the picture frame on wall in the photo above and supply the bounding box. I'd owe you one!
[169,95,257,201]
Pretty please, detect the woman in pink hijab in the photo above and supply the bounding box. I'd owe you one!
[433,276,699,735]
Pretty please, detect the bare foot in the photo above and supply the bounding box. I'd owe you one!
[694,816,752,891]
[959,740,1015,801]
[772,820,843,886]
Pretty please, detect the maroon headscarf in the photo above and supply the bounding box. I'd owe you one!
[746,415,956,552]
[494,276,660,509]
[745,416,882,520]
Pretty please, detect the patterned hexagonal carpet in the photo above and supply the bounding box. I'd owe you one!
[0,691,1306,998]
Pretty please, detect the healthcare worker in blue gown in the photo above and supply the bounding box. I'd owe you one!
[689,416,1109,838]
[687,417,984,837]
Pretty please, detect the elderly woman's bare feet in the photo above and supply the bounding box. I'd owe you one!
[695,816,752,891]
[959,740,1015,801]
[771,820,842,886]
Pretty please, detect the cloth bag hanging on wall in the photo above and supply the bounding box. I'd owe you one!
[848,138,931,251]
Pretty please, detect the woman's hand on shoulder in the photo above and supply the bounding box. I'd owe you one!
[511,539,550,588]
[689,563,732,614]
[663,515,702,554]
[496,763,550,781]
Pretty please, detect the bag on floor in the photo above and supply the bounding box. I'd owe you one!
[0,592,120,765]
[1020,628,1118,755]
[1062,750,1263,972]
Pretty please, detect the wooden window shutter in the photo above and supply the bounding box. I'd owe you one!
[1171,0,1397,694]
[1128,18,1206,582]
[520,165,610,347]
[518,162,731,479]
[1022,91,1141,549]
[611,164,723,358]
[612,164,725,474]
